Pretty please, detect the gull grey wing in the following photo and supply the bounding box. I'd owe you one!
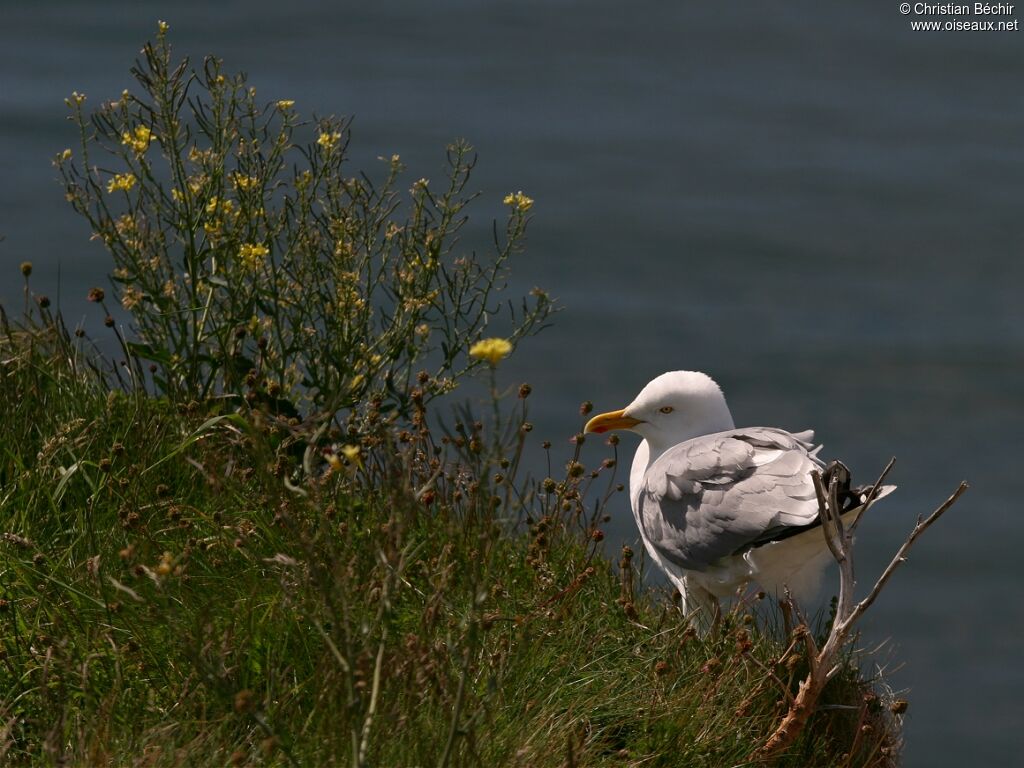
[638,428,823,572]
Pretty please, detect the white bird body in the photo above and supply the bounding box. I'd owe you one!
[586,371,894,616]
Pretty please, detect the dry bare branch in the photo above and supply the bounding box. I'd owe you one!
[754,462,968,762]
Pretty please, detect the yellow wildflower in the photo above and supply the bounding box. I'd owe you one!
[231,172,260,191]
[187,174,206,195]
[114,214,136,235]
[503,191,533,212]
[203,196,237,236]
[65,91,86,107]
[469,337,513,365]
[121,286,143,310]
[156,551,173,576]
[238,242,269,271]
[188,146,211,164]
[317,131,342,150]
[341,444,361,462]
[58,148,72,162]
[121,125,154,154]
[157,20,170,34]
[106,173,136,193]
[276,99,295,111]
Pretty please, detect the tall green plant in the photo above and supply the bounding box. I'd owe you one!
[57,23,551,426]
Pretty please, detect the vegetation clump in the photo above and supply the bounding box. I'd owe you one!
[0,27,901,766]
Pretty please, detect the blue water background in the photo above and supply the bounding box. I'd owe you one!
[2,3,1022,764]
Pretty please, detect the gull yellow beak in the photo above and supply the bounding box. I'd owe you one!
[584,408,643,434]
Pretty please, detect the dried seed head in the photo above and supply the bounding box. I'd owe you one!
[701,657,721,675]
[580,400,593,415]
[87,287,105,302]
[518,383,532,399]
[260,736,279,757]
[20,261,32,277]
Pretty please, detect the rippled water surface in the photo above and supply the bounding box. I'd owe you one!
[2,3,1022,764]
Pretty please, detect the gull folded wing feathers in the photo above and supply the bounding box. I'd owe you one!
[638,429,823,573]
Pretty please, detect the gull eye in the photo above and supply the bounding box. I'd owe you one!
[659,406,674,414]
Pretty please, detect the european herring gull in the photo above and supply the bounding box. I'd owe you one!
[584,371,894,616]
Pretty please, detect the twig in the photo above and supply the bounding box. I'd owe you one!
[743,651,797,706]
[812,473,844,565]
[847,457,896,537]
[357,628,387,766]
[843,482,968,630]
[754,463,968,762]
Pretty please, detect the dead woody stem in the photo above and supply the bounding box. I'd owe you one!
[755,458,969,761]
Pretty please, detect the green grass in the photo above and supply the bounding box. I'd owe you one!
[0,320,900,766]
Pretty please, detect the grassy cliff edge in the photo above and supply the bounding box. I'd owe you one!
[0,320,899,766]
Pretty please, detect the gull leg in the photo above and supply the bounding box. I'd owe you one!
[682,578,720,633]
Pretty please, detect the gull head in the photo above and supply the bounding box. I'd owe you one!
[584,370,735,453]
